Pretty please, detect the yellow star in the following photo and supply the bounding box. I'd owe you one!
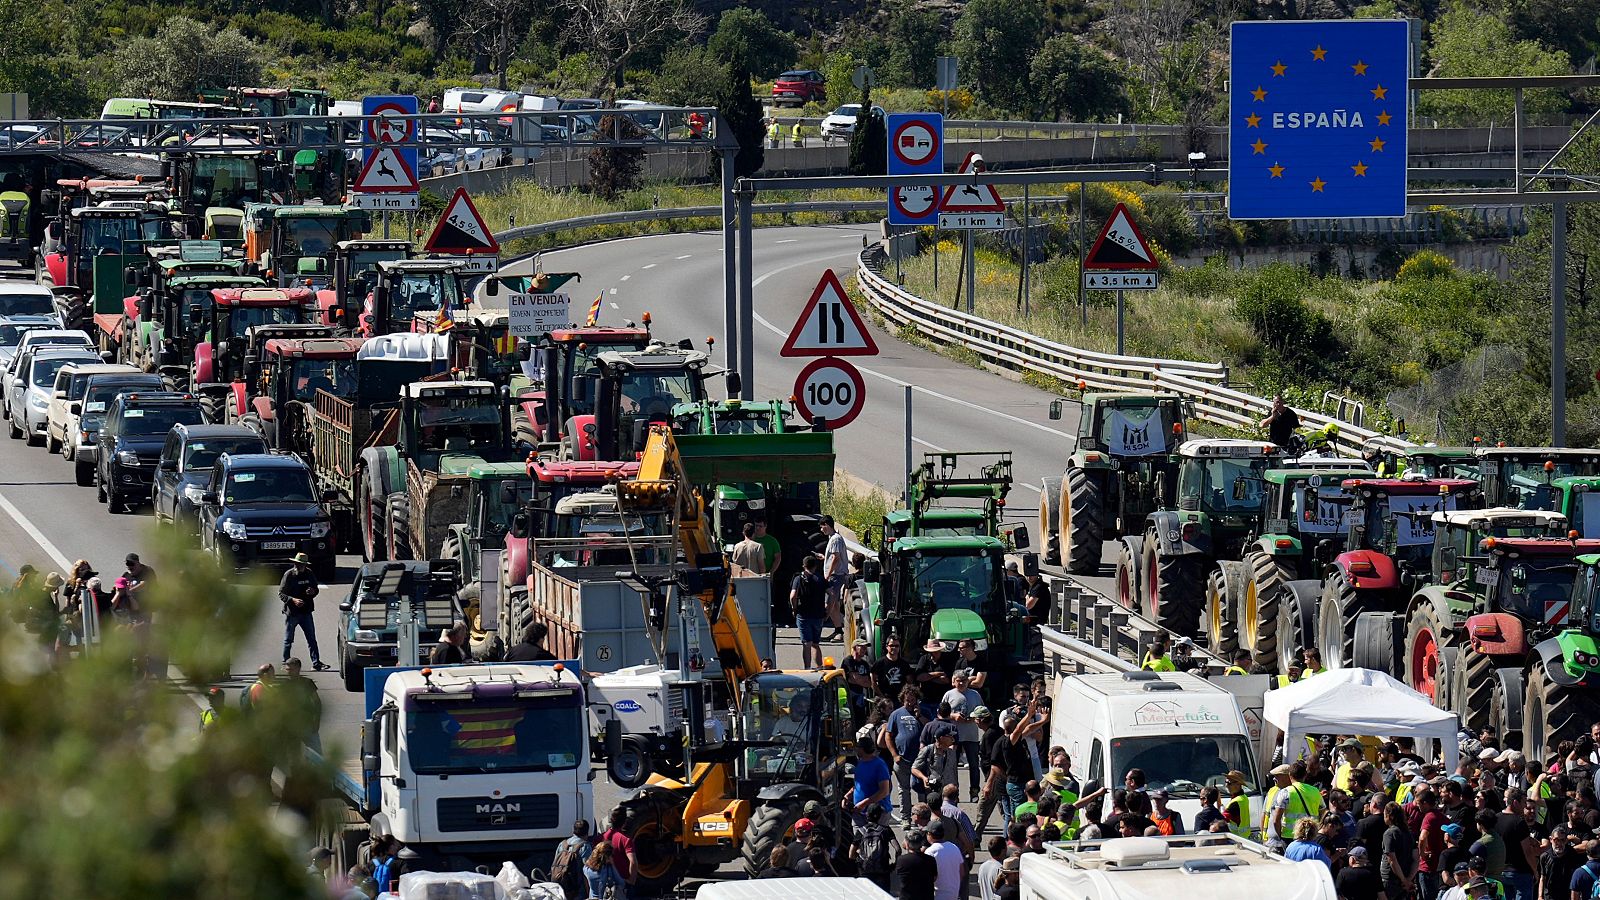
[1251,139,1268,155]
[1251,85,1267,102]
[1311,45,1327,61]
[1271,60,1288,77]
[1371,84,1388,100]
[1269,163,1285,178]
[1352,60,1368,75]
[1376,110,1392,126]
[1245,113,1261,128]
[1369,136,1386,152]
[1310,177,1326,192]
[1351,161,1368,177]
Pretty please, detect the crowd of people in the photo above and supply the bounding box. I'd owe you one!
[10,552,158,665]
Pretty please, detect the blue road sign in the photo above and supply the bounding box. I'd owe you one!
[886,112,943,226]
[1228,20,1409,219]
[362,94,419,179]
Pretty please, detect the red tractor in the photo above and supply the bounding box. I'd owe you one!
[519,325,653,446]
[190,286,312,422]
[236,335,365,460]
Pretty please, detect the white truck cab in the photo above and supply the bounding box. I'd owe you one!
[1021,834,1336,900]
[1050,670,1264,827]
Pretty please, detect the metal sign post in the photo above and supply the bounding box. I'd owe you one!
[904,385,914,504]
[1116,290,1125,355]
[1554,200,1568,446]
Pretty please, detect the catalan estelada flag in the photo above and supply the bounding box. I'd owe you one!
[434,303,455,332]
[584,293,602,327]
[445,706,524,755]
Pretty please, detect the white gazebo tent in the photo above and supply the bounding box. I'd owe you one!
[1262,667,1461,772]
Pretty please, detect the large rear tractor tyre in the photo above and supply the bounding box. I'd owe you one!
[1114,536,1143,612]
[1351,612,1403,674]
[1276,580,1321,674]
[1142,535,1205,637]
[1524,661,1600,764]
[1205,561,1245,657]
[1239,550,1291,670]
[386,493,412,562]
[1063,468,1104,576]
[359,474,387,563]
[1405,603,1454,706]
[620,792,690,896]
[1038,475,1063,567]
[1489,667,1525,750]
[1458,645,1497,734]
[199,392,226,425]
[1317,572,1370,671]
[740,799,807,879]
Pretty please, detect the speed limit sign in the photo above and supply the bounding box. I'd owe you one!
[793,356,867,429]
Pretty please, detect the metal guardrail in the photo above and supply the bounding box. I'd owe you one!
[492,200,879,244]
[854,246,1415,458]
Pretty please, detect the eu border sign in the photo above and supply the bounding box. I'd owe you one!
[1228,20,1408,220]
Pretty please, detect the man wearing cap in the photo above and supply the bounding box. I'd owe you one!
[995,855,1021,900]
[1336,738,1367,793]
[924,819,964,900]
[1173,637,1203,673]
[915,638,954,720]
[842,638,874,728]
[1003,559,1024,608]
[1468,876,1504,900]
[1141,632,1176,672]
[279,552,328,670]
[1150,788,1185,835]
[1265,761,1323,853]
[1539,826,1581,900]
[200,686,227,730]
[913,724,960,807]
[851,726,894,826]
[1500,749,1531,794]
[1221,770,1252,839]
[1339,845,1385,900]
[943,669,985,802]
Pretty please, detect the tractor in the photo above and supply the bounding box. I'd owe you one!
[1366,444,1481,481]
[312,239,413,327]
[520,322,653,446]
[40,200,181,332]
[1518,475,1600,538]
[1212,463,1371,669]
[358,258,472,338]
[190,287,313,422]
[119,242,261,378]
[1476,447,1600,507]
[1527,556,1600,762]
[235,335,364,459]
[1040,391,1189,574]
[242,203,370,287]
[1115,439,1278,637]
[563,343,731,463]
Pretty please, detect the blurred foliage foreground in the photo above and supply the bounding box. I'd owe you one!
[0,530,335,900]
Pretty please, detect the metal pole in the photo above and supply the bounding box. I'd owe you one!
[904,385,913,504]
[1022,183,1031,317]
[721,149,738,370]
[933,230,939,290]
[737,188,755,400]
[383,210,390,239]
[1078,182,1087,326]
[1553,199,1568,446]
[1514,88,1524,194]
[1116,289,1125,356]
[964,230,976,314]
[894,225,902,283]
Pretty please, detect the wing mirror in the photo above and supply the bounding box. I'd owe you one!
[158,458,177,471]
[201,490,218,505]
[1048,399,1063,421]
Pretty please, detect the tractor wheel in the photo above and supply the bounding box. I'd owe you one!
[1142,534,1205,637]
[359,472,387,563]
[1274,580,1320,674]
[1490,667,1525,750]
[1204,561,1245,657]
[1457,645,1496,733]
[511,404,539,449]
[740,799,807,879]
[1405,603,1454,704]
[1114,536,1143,612]
[1351,612,1403,674]
[1063,467,1104,575]
[619,791,689,896]
[199,392,226,425]
[386,493,412,561]
[1239,550,1291,669]
[1316,572,1369,671]
[1038,475,1063,567]
[1523,661,1600,764]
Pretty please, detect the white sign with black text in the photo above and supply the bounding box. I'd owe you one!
[508,292,572,337]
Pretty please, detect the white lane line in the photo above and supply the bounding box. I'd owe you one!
[641,263,657,270]
[912,437,946,451]
[608,288,618,295]
[676,254,692,260]
[746,255,1074,441]
[1017,483,1042,493]
[0,491,72,570]
[609,302,620,310]
[620,275,631,282]
[775,239,798,244]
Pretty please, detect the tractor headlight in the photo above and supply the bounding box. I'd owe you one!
[746,498,766,511]
[717,499,738,510]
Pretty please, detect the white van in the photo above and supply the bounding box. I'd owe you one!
[696,878,893,900]
[1050,670,1264,828]
[1021,834,1337,900]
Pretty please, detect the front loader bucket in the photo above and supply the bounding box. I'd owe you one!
[674,431,835,486]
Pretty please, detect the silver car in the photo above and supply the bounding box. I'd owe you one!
[15,348,99,446]
[0,315,61,372]
[2,328,94,422]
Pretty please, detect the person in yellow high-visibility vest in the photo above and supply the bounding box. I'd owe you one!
[765,118,779,149]
[1332,737,1365,793]
[1273,661,1304,688]
[1223,649,1253,676]
[1263,761,1322,852]
[791,121,804,148]
[1223,770,1253,838]
[1299,647,1327,679]
[1142,633,1176,672]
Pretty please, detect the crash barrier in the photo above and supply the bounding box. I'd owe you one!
[855,245,1416,459]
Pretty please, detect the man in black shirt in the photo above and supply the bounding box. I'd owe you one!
[503,621,558,662]
[975,706,1009,836]
[893,830,937,900]
[1260,394,1300,448]
[1540,826,1582,900]
[1355,792,1390,861]
[1440,824,1473,877]
[841,639,874,728]
[790,556,828,669]
[1498,789,1542,900]
[279,553,328,670]
[914,638,953,718]
[871,637,911,700]
[995,855,1021,900]
[1336,846,1384,900]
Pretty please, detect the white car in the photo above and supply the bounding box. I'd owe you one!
[455,128,506,170]
[0,284,58,322]
[46,362,138,455]
[15,348,99,446]
[0,316,60,371]
[820,104,885,141]
[2,329,95,423]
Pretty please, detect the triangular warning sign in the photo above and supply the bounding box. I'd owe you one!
[424,187,500,255]
[940,181,1006,213]
[1083,203,1157,270]
[352,146,419,194]
[779,269,879,358]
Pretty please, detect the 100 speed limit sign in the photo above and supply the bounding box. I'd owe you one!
[793,356,866,429]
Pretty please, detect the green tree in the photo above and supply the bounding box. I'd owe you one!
[588,114,646,199]
[707,8,797,80]
[652,45,721,105]
[1419,2,1571,124]
[881,6,943,89]
[113,16,265,101]
[953,0,1047,114]
[0,0,101,115]
[823,53,862,113]
[1028,35,1129,121]
[1503,0,1600,63]
[711,65,766,178]
[847,85,887,175]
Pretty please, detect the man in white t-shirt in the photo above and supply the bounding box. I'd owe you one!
[943,669,985,802]
[820,515,848,642]
[924,819,964,900]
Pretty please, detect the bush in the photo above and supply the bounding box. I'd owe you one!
[1233,264,1343,376]
[1397,249,1456,282]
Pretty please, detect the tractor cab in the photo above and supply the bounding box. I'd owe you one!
[1518,476,1600,539]
[363,258,469,337]
[1052,390,1189,457]
[737,669,851,785]
[164,145,276,225]
[1404,447,1480,480]
[1429,509,1576,596]
[243,203,370,286]
[1172,439,1280,559]
[1255,466,1373,566]
[1339,479,1482,589]
[250,335,363,454]
[45,205,180,305]
[1476,447,1600,507]
[526,325,653,443]
[462,463,532,550]
[399,381,511,461]
[570,343,718,462]
[670,399,816,549]
[540,486,670,567]
[863,533,1014,655]
[193,287,311,387]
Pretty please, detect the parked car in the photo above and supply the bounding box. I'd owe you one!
[45,362,137,455]
[2,329,95,421]
[337,559,464,691]
[820,104,886,141]
[0,317,59,371]
[152,423,267,533]
[417,128,461,178]
[67,372,165,486]
[455,128,506,170]
[96,391,207,513]
[11,347,98,445]
[773,70,827,107]
[0,284,59,321]
[196,452,336,578]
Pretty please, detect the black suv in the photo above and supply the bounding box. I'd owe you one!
[97,391,207,513]
[197,452,336,579]
[152,423,267,533]
[72,372,165,486]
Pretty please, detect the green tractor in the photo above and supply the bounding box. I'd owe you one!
[1518,475,1600,538]
[436,461,534,643]
[1040,391,1189,574]
[1476,447,1600,507]
[1370,444,1481,480]
[1210,463,1371,668]
[1115,439,1278,637]
[1527,556,1600,762]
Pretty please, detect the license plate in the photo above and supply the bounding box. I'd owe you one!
[262,541,296,551]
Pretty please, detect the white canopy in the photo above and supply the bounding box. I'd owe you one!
[1263,667,1460,772]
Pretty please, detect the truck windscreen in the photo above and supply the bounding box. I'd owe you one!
[1110,734,1257,797]
[406,692,583,774]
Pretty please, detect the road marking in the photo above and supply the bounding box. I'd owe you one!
[913,437,947,451]
[641,263,657,270]
[609,302,620,310]
[609,288,618,295]
[746,255,1074,441]
[775,239,798,244]
[676,254,692,260]
[0,490,72,570]
[620,275,631,282]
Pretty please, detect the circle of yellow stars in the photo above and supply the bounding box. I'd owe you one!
[1245,44,1394,191]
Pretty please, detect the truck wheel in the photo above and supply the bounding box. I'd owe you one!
[1204,561,1244,657]
[1238,550,1291,669]
[1406,602,1454,704]
[1316,571,1369,670]
[386,493,412,561]
[1457,645,1497,733]
[608,736,652,789]
[342,651,363,693]
[1490,666,1524,749]
[1063,467,1103,575]
[1351,612,1403,674]
[1524,661,1600,763]
[1038,475,1063,567]
[1142,536,1204,636]
[741,799,806,879]
[1114,536,1143,612]
[619,792,689,895]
